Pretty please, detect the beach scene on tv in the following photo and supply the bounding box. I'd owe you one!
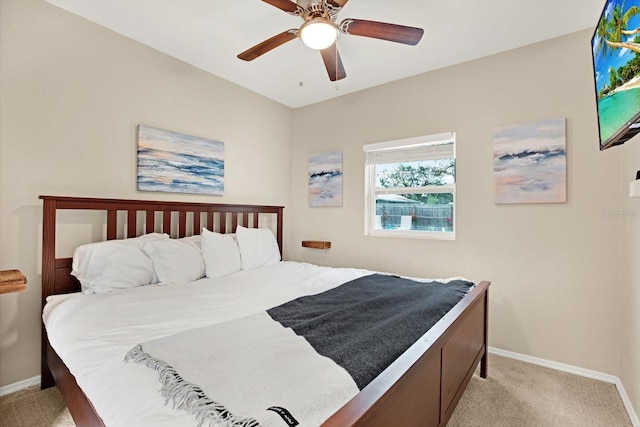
[592,0,640,147]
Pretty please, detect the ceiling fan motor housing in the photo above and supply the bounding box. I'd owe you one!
[296,0,340,21]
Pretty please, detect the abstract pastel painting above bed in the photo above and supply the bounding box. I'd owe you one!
[493,118,566,204]
[137,125,224,195]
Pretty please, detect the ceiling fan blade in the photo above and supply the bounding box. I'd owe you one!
[237,30,298,61]
[326,0,349,8]
[261,0,302,14]
[340,19,424,45]
[320,44,346,81]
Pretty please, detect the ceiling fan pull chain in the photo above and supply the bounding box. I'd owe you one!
[299,38,304,87]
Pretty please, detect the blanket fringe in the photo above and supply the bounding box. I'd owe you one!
[125,344,260,427]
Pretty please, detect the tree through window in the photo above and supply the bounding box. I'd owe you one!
[364,133,456,239]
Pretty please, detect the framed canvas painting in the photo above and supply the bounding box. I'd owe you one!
[493,118,566,204]
[137,125,224,196]
[309,150,343,207]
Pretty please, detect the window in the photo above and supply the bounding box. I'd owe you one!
[364,132,456,240]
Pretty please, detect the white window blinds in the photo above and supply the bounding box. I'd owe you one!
[363,132,455,165]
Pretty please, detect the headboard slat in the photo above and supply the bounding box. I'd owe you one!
[194,212,201,235]
[107,210,117,240]
[207,211,215,232]
[178,211,187,237]
[146,211,155,234]
[219,212,227,234]
[163,211,171,235]
[231,213,238,233]
[127,211,136,238]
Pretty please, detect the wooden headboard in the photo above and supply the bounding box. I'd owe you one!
[40,195,284,307]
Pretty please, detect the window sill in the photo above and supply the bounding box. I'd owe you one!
[366,229,455,240]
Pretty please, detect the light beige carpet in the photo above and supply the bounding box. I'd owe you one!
[0,385,74,427]
[0,354,632,427]
[448,355,631,427]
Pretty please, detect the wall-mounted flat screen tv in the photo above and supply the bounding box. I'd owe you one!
[592,0,640,150]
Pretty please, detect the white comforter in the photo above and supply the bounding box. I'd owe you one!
[43,262,372,427]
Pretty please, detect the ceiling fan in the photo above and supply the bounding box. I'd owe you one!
[237,0,424,81]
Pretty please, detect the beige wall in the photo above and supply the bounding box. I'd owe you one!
[289,30,624,376]
[622,140,640,411]
[0,0,292,387]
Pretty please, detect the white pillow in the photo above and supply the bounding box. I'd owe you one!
[181,234,201,249]
[71,233,169,294]
[235,226,281,270]
[200,228,241,278]
[141,237,205,284]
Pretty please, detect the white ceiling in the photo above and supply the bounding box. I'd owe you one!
[46,0,605,108]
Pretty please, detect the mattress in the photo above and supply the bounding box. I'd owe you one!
[43,261,374,427]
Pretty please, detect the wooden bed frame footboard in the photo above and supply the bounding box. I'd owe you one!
[40,195,489,427]
[324,280,489,427]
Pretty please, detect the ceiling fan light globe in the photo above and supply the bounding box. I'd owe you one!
[300,18,337,50]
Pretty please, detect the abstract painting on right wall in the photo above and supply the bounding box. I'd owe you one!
[493,117,566,204]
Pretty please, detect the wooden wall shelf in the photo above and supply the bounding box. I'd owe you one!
[0,269,27,294]
[302,240,331,249]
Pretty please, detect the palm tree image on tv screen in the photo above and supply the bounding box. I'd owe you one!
[592,0,640,150]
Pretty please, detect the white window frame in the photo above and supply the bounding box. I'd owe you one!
[364,132,456,240]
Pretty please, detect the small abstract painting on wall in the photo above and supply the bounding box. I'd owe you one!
[493,118,566,204]
[309,150,343,207]
[137,125,224,195]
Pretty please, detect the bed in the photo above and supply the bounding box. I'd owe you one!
[39,195,490,427]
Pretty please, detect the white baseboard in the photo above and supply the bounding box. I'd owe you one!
[489,347,618,383]
[489,347,640,427]
[616,377,640,427]
[0,375,40,397]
